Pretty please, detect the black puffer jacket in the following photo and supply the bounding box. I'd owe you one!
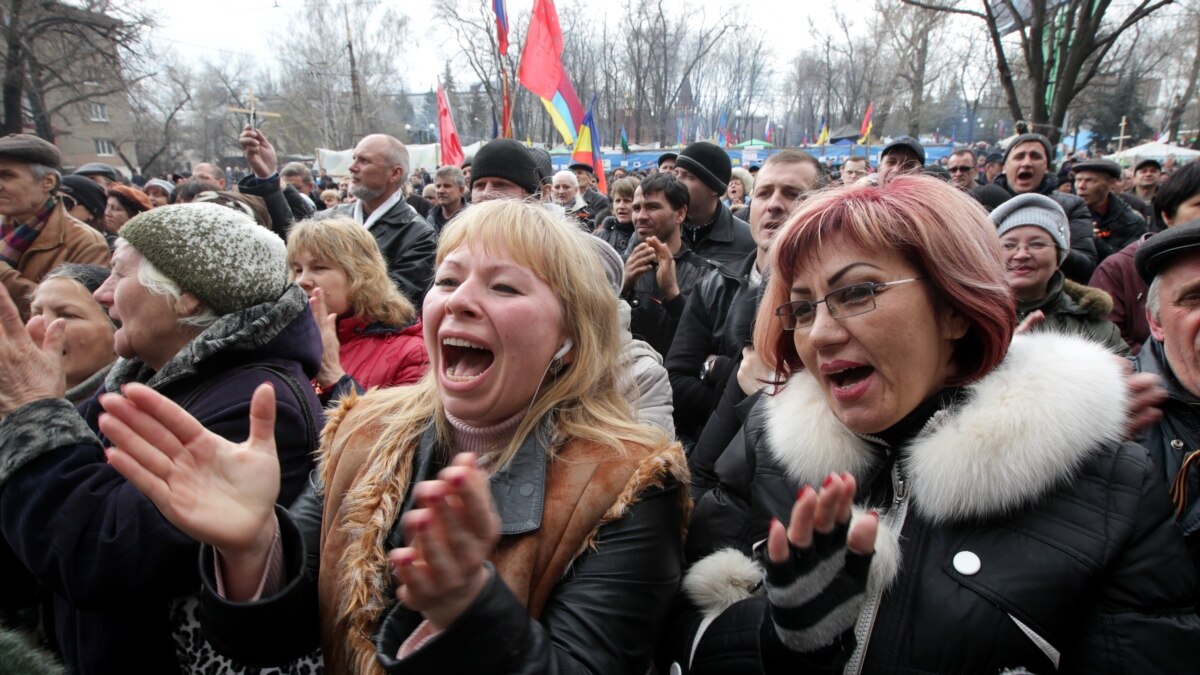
[317,199,437,306]
[594,216,635,256]
[665,332,1200,674]
[1090,193,1147,262]
[1135,338,1200,584]
[996,174,1098,282]
[665,253,759,441]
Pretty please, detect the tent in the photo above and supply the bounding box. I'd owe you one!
[732,138,772,149]
[1104,141,1200,165]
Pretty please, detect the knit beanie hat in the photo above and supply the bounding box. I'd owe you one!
[675,141,731,195]
[989,193,1071,265]
[585,235,624,296]
[470,139,541,195]
[120,203,287,315]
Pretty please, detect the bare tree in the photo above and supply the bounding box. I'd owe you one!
[119,56,192,175]
[901,0,1173,142]
[0,0,150,140]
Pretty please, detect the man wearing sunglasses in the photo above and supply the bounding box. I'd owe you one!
[947,148,978,191]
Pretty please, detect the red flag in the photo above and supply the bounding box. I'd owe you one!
[437,84,464,167]
[517,0,565,100]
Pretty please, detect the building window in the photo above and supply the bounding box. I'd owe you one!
[94,138,116,156]
[88,102,108,122]
[82,66,99,85]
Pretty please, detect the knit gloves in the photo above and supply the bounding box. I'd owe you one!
[762,519,874,652]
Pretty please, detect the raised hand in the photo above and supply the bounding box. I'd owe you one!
[99,382,282,598]
[309,288,346,390]
[389,453,501,630]
[764,472,877,652]
[646,236,680,300]
[0,283,66,415]
[622,242,656,295]
[239,125,279,179]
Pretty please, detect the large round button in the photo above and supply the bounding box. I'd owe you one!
[953,551,981,575]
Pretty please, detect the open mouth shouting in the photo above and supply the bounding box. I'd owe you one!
[822,360,875,401]
[441,336,495,383]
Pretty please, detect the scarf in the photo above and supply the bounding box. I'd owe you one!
[0,197,57,265]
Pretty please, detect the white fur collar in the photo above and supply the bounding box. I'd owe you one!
[763,332,1128,523]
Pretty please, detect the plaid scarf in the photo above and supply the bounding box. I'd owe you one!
[0,197,57,266]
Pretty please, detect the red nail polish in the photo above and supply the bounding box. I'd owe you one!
[867,509,879,519]
[450,474,466,488]
[822,474,836,488]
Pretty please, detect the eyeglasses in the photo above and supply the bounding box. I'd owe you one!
[59,194,77,211]
[775,277,925,330]
[947,166,975,173]
[1000,240,1055,253]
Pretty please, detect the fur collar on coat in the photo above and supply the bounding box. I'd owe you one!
[685,332,1129,616]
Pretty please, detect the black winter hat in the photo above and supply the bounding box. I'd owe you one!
[675,142,731,195]
[470,139,540,195]
[59,175,107,219]
[1135,219,1200,283]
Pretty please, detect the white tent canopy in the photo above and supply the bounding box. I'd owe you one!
[1104,142,1200,165]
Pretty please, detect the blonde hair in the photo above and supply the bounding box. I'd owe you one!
[335,199,664,469]
[285,217,416,327]
[730,167,754,195]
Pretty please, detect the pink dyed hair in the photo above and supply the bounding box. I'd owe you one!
[753,174,1015,385]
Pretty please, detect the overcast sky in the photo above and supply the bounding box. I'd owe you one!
[151,0,846,92]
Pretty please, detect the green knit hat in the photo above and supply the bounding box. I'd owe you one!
[120,203,287,315]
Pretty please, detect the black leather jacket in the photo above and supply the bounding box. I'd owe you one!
[681,201,755,268]
[622,243,719,357]
[199,420,685,674]
[665,252,759,440]
[996,174,1098,282]
[315,199,437,306]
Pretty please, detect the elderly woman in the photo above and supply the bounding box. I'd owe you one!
[99,200,689,674]
[992,193,1129,354]
[0,203,324,673]
[26,264,116,402]
[287,216,428,398]
[103,184,151,237]
[669,176,1199,673]
[724,167,753,206]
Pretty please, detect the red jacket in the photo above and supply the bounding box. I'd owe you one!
[338,316,428,389]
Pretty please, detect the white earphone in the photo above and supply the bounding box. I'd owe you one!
[553,338,573,360]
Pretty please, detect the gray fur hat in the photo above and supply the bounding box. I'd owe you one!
[120,203,287,315]
[989,193,1071,265]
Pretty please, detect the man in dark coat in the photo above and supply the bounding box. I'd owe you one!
[666,150,825,449]
[994,133,1098,281]
[0,204,324,674]
[571,161,610,215]
[671,141,754,267]
[620,173,716,356]
[426,165,468,235]
[314,133,437,306]
[1072,158,1146,262]
[1134,221,1200,584]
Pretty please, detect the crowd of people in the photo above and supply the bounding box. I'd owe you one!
[0,121,1198,674]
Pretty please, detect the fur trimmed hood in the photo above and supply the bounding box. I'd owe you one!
[685,332,1129,617]
[762,331,1128,523]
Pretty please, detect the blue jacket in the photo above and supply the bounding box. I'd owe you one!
[0,284,324,674]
